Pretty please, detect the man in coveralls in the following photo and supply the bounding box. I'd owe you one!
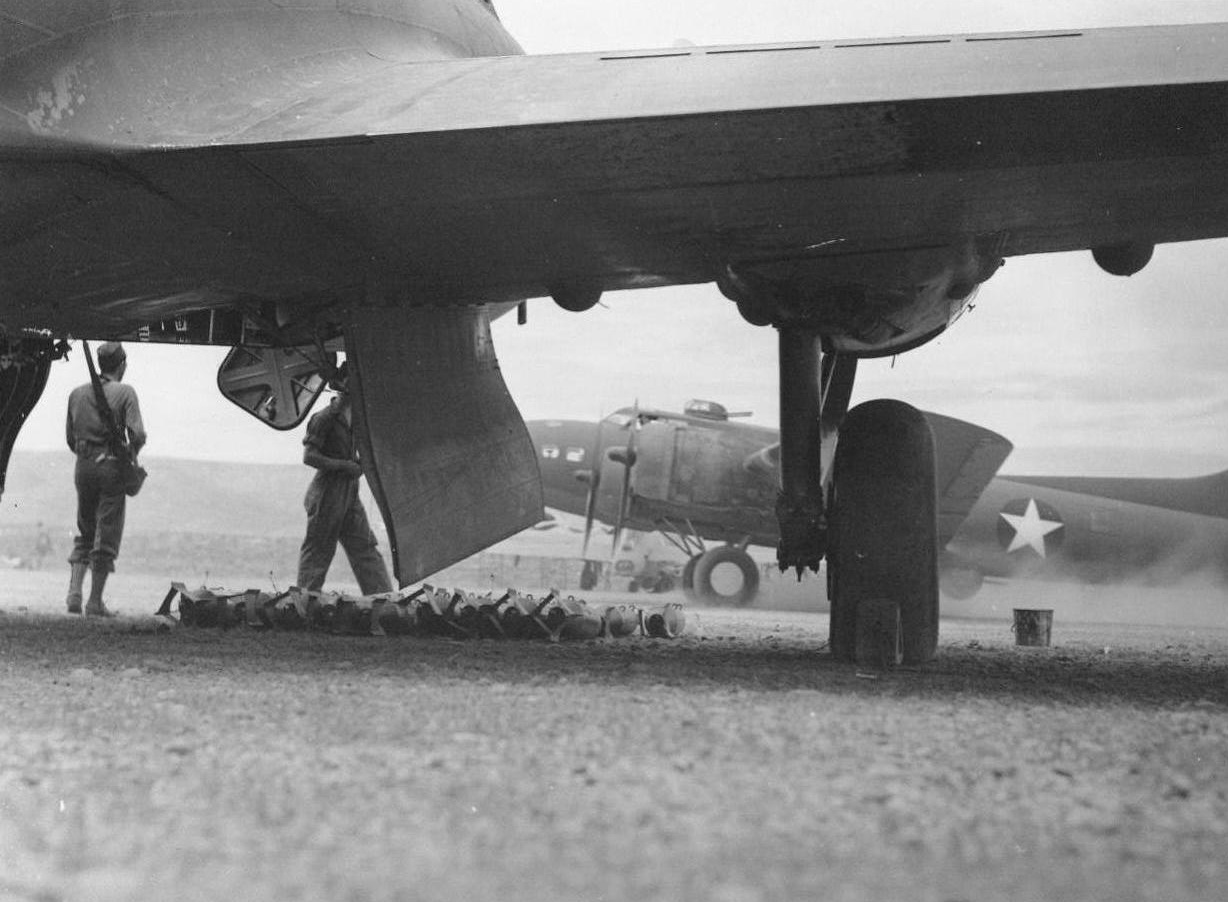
[296,364,393,595]
[65,341,146,616]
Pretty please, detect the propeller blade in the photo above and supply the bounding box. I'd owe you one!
[580,418,603,559]
[581,468,600,558]
[611,403,641,557]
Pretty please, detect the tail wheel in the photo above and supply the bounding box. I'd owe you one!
[828,399,939,665]
[939,566,984,601]
[692,546,760,607]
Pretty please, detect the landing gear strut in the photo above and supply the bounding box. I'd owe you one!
[773,328,939,664]
[579,559,601,591]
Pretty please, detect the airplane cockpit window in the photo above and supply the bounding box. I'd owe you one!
[565,447,586,463]
[541,444,560,459]
[603,412,633,429]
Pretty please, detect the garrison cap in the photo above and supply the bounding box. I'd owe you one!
[97,341,127,371]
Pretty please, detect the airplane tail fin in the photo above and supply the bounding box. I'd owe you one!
[923,413,1014,546]
[743,412,1012,547]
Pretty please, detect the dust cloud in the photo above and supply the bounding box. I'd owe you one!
[751,561,1228,630]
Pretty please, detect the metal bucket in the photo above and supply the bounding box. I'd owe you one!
[1012,608,1054,647]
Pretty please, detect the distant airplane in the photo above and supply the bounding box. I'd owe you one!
[3,4,1228,662]
[528,402,1228,605]
[527,401,1012,605]
[943,469,1228,598]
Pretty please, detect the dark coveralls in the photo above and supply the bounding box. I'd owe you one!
[296,398,393,595]
[65,376,145,574]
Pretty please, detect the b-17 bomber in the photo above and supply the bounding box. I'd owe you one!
[3,1,1228,662]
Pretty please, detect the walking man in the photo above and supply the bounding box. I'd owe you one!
[297,364,393,595]
[65,342,146,615]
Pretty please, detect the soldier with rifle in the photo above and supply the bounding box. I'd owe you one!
[64,341,146,616]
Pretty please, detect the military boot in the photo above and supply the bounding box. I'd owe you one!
[66,562,88,614]
[84,571,116,618]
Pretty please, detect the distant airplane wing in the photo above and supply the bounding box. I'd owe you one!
[924,413,1014,547]
[4,24,1228,334]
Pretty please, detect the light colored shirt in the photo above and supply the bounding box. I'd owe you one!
[66,376,147,453]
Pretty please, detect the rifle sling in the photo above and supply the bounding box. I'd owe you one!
[81,340,130,460]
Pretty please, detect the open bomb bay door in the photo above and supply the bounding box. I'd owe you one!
[216,346,336,430]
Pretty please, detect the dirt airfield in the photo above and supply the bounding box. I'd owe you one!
[1,569,1226,902]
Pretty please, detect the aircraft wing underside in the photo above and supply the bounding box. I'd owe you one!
[3,23,1228,333]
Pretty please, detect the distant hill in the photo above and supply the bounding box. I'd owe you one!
[1,451,317,581]
[0,451,576,587]
[3,451,309,537]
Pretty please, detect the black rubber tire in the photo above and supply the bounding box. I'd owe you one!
[627,579,639,593]
[828,399,939,664]
[681,556,698,602]
[692,546,760,607]
[939,566,984,601]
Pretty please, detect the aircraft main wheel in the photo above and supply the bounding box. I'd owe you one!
[681,556,699,601]
[692,546,759,606]
[939,566,984,601]
[828,399,939,665]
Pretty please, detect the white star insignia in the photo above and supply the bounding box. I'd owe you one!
[999,498,1063,557]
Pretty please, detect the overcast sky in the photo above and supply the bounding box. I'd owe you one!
[12,1,1228,478]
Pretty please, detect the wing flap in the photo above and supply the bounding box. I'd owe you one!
[346,305,544,585]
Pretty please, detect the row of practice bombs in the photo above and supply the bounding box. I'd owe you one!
[156,583,685,640]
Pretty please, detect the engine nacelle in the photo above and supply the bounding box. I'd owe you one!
[551,283,603,312]
[1092,242,1154,276]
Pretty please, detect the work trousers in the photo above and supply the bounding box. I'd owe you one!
[69,455,126,574]
[297,474,392,595]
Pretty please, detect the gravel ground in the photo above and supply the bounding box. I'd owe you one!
[1,570,1226,902]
